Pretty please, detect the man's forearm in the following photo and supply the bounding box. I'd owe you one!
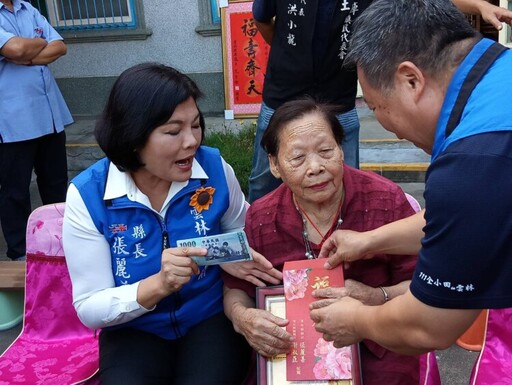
[452,0,512,31]
[0,36,47,61]
[367,210,425,256]
[452,0,482,14]
[356,290,481,355]
[31,40,67,65]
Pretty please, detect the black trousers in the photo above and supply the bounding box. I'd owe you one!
[0,131,67,259]
[99,312,251,385]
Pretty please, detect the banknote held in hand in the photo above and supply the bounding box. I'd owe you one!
[176,230,252,266]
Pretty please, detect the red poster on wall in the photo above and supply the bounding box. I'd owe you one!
[221,1,270,117]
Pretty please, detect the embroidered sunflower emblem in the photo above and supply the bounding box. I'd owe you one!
[189,187,216,213]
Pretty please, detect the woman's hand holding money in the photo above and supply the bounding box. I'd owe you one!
[137,247,207,309]
[159,247,206,292]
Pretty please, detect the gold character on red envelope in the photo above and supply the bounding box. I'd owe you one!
[311,276,330,290]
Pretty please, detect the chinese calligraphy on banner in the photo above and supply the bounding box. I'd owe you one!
[221,1,270,117]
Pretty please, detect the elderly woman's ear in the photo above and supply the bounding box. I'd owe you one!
[268,155,281,179]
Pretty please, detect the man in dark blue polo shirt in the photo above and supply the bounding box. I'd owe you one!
[310,0,512,382]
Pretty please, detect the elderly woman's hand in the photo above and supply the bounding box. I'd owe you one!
[311,279,387,307]
[158,247,204,294]
[231,305,294,358]
[221,248,283,287]
[318,229,377,269]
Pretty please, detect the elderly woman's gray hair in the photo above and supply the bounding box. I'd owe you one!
[261,97,346,157]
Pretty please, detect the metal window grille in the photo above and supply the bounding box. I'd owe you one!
[32,0,136,30]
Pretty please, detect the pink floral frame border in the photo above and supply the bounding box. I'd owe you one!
[255,286,363,385]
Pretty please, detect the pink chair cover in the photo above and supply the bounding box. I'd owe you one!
[419,351,441,385]
[404,192,422,214]
[469,308,512,384]
[0,203,99,385]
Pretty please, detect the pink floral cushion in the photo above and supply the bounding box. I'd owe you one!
[469,308,512,384]
[0,203,99,385]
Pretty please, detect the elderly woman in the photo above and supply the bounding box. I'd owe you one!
[223,97,430,385]
[63,63,250,385]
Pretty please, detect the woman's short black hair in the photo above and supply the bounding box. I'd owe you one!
[261,96,345,157]
[95,62,203,172]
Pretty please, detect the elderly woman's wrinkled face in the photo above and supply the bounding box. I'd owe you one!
[137,97,202,183]
[269,112,344,203]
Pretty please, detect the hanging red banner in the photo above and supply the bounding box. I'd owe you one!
[222,1,270,117]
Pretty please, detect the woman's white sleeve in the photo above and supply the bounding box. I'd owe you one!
[63,184,151,330]
[220,158,249,232]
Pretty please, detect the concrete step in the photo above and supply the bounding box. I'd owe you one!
[359,139,429,182]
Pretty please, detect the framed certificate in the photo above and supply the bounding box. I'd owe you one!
[256,285,363,385]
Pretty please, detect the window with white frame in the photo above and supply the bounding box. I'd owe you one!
[30,0,151,42]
